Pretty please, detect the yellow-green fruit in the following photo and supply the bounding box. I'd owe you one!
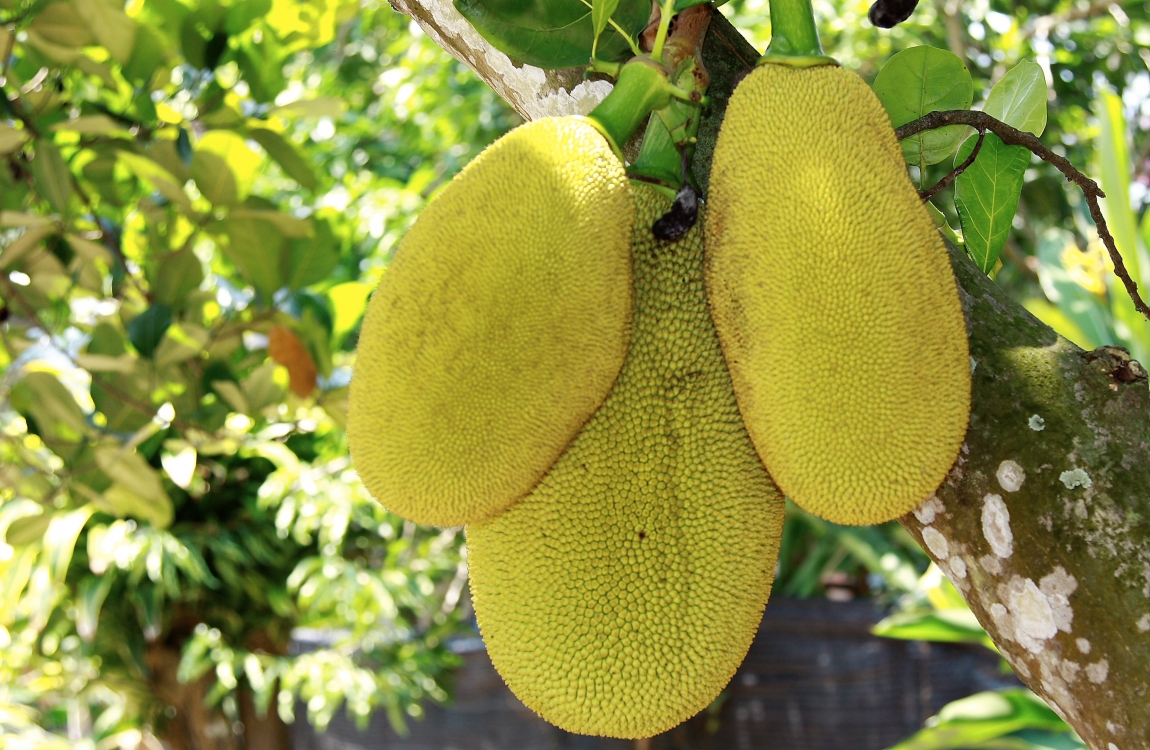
[467,185,785,739]
[348,117,634,528]
[705,64,970,526]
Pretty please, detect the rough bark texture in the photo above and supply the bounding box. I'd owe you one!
[391,3,1150,748]
[902,244,1150,750]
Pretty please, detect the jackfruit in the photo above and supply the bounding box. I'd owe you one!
[348,117,634,527]
[705,63,970,526]
[467,184,785,739]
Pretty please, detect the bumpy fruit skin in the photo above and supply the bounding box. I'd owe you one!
[706,64,970,526]
[467,185,785,739]
[348,117,633,527]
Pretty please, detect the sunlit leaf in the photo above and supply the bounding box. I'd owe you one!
[72,0,137,64]
[196,130,262,203]
[983,61,1047,136]
[76,574,114,641]
[43,505,96,582]
[27,1,96,47]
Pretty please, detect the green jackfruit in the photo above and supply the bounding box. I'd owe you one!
[467,184,785,739]
[348,117,634,527]
[705,63,970,525]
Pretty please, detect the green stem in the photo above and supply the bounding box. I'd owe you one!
[765,0,824,58]
[650,0,676,62]
[586,61,676,155]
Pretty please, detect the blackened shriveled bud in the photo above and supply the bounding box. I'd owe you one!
[651,183,699,241]
[868,0,919,28]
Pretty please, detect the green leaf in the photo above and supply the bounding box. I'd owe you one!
[118,152,196,214]
[124,24,169,86]
[128,302,174,358]
[226,0,273,34]
[32,140,74,214]
[590,0,620,46]
[873,610,994,649]
[191,151,238,206]
[454,0,648,68]
[94,443,175,528]
[219,216,286,300]
[953,133,1029,273]
[150,247,205,307]
[27,2,96,47]
[249,128,318,191]
[287,217,339,290]
[194,130,261,204]
[873,46,974,165]
[76,574,114,641]
[9,371,90,446]
[43,505,96,582]
[72,0,137,65]
[983,60,1047,136]
[886,690,1072,750]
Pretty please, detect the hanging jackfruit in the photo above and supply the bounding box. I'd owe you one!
[467,184,785,739]
[348,117,634,527]
[706,63,970,526]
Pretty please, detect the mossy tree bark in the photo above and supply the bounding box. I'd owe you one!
[395,2,1150,747]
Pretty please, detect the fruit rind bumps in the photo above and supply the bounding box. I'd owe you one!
[467,185,785,739]
[706,64,971,526]
[348,117,634,528]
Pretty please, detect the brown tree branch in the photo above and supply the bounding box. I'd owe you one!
[920,129,985,202]
[897,109,1150,323]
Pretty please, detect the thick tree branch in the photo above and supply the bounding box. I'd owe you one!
[385,0,613,120]
[387,4,1150,748]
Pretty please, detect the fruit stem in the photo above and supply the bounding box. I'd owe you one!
[650,0,676,62]
[764,0,824,59]
[586,60,677,155]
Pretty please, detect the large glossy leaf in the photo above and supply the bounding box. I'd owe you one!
[954,134,1029,273]
[455,0,648,69]
[873,46,973,166]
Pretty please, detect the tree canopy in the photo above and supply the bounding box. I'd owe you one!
[1,0,1149,746]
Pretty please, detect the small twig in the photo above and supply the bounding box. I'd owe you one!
[919,129,986,202]
[897,109,1150,323]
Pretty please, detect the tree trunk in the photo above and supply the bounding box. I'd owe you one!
[391,3,1150,747]
[147,643,241,750]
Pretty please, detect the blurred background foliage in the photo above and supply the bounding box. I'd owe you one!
[0,0,1146,746]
